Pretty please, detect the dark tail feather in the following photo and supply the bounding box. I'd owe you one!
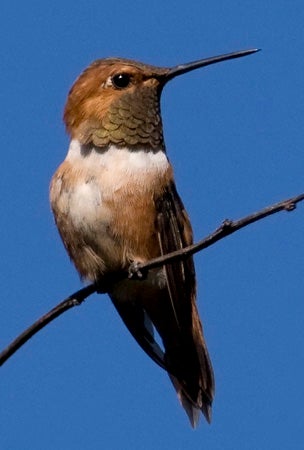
[110,294,167,371]
[109,280,214,426]
[170,374,212,427]
[164,304,215,427]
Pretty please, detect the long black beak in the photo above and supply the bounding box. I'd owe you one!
[164,48,260,82]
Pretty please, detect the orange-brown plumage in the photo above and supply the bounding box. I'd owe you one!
[50,55,216,427]
[50,49,257,426]
[64,59,167,148]
[50,150,174,279]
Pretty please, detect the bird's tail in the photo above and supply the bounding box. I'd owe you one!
[165,303,214,427]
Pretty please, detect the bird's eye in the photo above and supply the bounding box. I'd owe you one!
[111,73,131,89]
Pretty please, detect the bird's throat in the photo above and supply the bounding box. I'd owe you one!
[75,86,165,151]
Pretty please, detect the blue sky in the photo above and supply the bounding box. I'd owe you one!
[1,1,303,449]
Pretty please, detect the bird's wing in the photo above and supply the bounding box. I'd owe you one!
[154,182,196,333]
[110,182,214,426]
[108,182,195,373]
[153,182,214,426]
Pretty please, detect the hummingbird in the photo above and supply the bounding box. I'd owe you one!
[50,48,258,427]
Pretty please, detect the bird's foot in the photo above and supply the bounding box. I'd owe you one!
[128,261,145,280]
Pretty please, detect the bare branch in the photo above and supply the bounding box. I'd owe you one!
[132,192,304,274]
[0,192,303,367]
[0,284,96,366]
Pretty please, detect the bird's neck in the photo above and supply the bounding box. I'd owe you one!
[65,139,171,180]
[70,86,165,151]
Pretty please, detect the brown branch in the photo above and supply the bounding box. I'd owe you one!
[0,284,96,366]
[132,192,304,274]
[0,192,303,367]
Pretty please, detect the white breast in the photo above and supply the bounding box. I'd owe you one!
[55,139,170,229]
[66,139,169,179]
[50,139,172,276]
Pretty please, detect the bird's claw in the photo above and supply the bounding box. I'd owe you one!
[128,261,144,279]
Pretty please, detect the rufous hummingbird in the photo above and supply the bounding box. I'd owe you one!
[50,48,258,427]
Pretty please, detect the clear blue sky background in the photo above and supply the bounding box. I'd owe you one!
[1,1,303,449]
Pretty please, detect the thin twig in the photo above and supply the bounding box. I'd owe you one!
[132,192,304,274]
[0,284,96,366]
[0,192,303,367]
